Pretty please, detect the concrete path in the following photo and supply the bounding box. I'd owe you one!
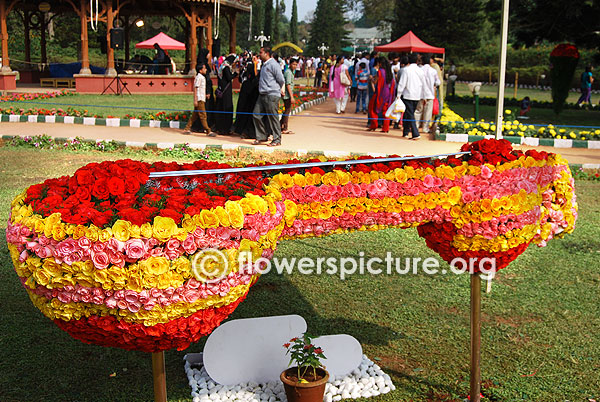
[1,98,600,164]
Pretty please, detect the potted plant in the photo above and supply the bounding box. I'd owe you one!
[280,333,329,402]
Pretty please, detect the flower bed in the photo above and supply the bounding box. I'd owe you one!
[6,140,577,352]
[0,90,73,103]
[439,107,600,141]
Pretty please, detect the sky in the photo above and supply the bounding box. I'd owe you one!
[283,0,318,22]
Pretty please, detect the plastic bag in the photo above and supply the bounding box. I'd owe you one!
[385,100,402,122]
[394,97,406,113]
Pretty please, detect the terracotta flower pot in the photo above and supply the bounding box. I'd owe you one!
[280,366,329,402]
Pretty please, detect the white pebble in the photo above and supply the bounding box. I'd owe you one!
[381,386,391,394]
[332,396,342,402]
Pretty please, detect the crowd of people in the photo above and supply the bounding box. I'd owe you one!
[182,48,445,145]
[184,47,290,147]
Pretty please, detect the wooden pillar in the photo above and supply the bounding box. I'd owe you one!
[228,12,236,54]
[40,13,47,70]
[207,14,213,62]
[24,11,31,64]
[189,6,198,75]
[152,352,167,402]
[470,273,482,402]
[79,0,91,74]
[0,0,11,72]
[105,0,116,76]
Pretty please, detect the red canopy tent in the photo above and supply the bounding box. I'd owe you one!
[375,31,445,54]
[135,32,186,50]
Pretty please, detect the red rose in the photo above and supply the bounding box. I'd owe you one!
[92,178,110,200]
[159,208,182,223]
[74,186,91,202]
[108,177,125,196]
[118,208,147,226]
[75,169,94,186]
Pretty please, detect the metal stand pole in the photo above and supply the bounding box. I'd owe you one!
[152,352,167,402]
[470,273,481,402]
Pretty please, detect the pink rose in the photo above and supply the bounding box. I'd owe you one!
[107,238,124,253]
[183,289,199,303]
[127,302,141,313]
[108,250,125,267]
[182,236,197,254]
[165,238,181,251]
[63,253,79,265]
[92,242,106,253]
[58,292,73,303]
[91,251,110,269]
[124,238,146,259]
[304,185,318,199]
[291,185,304,202]
[150,247,164,257]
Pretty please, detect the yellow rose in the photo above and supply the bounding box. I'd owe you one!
[99,229,112,243]
[214,206,231,227]
[153,216,177,242]
[140,223,153,238]
[225,201,245,228]
[85,225,100,242]
[43,213,62,238]
[72,225,87,240]
[112,220,132,242]
[33,268,51,287]
[51,223,67,241]
[142,256,170,276]
[130,225,142,238]
[293,174,307,187]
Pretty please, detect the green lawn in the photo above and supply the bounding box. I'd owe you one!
[453,82,587,104]
[0,93,239,119]
[449,83,600,128]
[0,147,599,401]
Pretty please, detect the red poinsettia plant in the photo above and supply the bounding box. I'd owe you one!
[283,332,326,382]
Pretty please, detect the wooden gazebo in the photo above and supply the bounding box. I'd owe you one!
[0,0,250,92]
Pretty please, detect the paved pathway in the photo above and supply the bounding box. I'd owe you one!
[1,98,600,164]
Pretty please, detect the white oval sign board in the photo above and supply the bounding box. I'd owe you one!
[203,315,307,385]
[313,334,363,378]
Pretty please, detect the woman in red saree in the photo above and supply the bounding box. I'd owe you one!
[368,57,396,133]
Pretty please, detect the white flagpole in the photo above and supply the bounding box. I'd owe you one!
[495,0,510,139]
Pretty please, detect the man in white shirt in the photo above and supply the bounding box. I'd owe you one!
[414,53,441,133]
[396,53,426,139]
[183,63,214,136]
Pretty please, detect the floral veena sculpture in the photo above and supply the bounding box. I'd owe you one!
[6,140,577,353]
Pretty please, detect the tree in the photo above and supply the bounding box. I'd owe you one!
[392,0,484,58]
[263,0,273,39]
[359,0,394,28]
[273,0,280,43]
[499,0,600,49]
[290,0,298,44]
[306,0,349,55]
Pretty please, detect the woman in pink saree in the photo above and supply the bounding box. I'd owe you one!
[329,56,352,114]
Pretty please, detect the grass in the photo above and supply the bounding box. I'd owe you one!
[453,82,587,104]
[1,147,599,401]
[0,93,239,119]
[450,83,600,128]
